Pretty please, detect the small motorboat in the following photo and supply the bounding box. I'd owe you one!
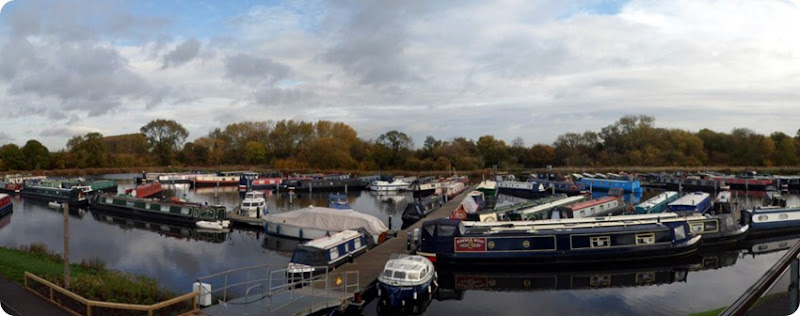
[196,220,231,230]
[377,254,436,307]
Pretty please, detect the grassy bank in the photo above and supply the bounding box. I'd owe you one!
[686,307,724,316]
[0,243,174,305]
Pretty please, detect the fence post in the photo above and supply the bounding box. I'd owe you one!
[86,303,92,316]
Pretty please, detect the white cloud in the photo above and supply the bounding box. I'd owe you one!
[3,0,800,150]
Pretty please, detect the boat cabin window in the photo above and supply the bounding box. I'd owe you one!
[690,222,704,234]
[383,270,393,278]
[704,220,719,232]
[393,271,406,279]
[408,272,420,280]
[330,247,339,260]
[420,270,427,279]
[674,225,686,240]
[354,238,361,249]
[636,233,655,245]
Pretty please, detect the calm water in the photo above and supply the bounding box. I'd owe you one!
[0,174,796,316]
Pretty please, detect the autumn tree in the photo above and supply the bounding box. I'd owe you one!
[21,140,50,170]
[140,119,189,165]
[0,144,24,171]
[67,132,108,168]
[476,135,508,168]
[375,130,413,168]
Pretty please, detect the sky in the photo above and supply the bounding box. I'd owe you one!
[1,0,800,150]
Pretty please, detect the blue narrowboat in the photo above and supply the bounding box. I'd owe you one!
[417,217,701,266]
[20,180,91,207]
[668,192,712,214]
[527,178,586,196]
[377,254,436,307]
[746,206,800,236]
[496,180,548,199]
[0,193,12,217]
[578,177,642,193]
[286,228,374,281]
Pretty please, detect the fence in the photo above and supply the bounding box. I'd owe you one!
[196,264,360,314]
[24,272,199,316]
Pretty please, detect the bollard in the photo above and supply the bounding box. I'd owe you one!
[413,228,421,248]
[388,215,392,230]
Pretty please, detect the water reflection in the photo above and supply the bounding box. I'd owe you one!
[90,209,230,244]
[0,212,11,230]
[434,249,740,296]
[261,235,301,254]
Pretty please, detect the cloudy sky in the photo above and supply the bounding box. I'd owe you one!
[1,0,799,150]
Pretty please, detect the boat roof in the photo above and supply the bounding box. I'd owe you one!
[263,206,388,236]
[0,193,9,199]
[303,230,361,249]
[476,180,497,190]
[518,195,585,214]
[563,196,618,211]
[579,177,636,184]
[463,213,700,233]
[384,255,431,273]
[669,192,710,206]
[636,191,679,209]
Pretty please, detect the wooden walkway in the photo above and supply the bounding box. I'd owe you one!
[201,187,470,316]
[317,188,469,293]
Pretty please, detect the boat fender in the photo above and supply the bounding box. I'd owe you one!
[413,292,417,300]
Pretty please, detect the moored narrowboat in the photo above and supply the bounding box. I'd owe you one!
[496,180,548,199]
[90,193,227,226]
[548,196,624,219]
[251,177,282,190]
[417,217,701,266]
[509,195,588,221]
[377,254,437,307]
[527,178,586,196]
[0,193,12,217]
[286,229,373,281]
[401,195,444,225]
[635,191,680,214]
[746,205,800,236]
[668,192,712,215]
[577,177,642,193]
[192,173,241,187]
[369,179,412,192]
[20,180,90,206]
[475,180,498,199]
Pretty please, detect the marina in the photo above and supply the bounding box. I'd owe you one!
[0,173,799,315]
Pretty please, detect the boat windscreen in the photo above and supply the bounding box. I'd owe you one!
[291,247,327,266]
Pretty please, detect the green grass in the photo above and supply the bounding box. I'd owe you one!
[0,243,174,305]
[686,307,725,316]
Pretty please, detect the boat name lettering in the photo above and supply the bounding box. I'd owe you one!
[455,237,487,252]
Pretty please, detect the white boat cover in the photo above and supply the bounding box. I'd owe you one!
[263,207,388,237]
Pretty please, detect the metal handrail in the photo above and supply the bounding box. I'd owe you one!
[720,239,800,316]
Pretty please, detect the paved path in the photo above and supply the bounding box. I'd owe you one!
[0,276,70,316]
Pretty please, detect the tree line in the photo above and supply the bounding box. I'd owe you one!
[1,115,799,172]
